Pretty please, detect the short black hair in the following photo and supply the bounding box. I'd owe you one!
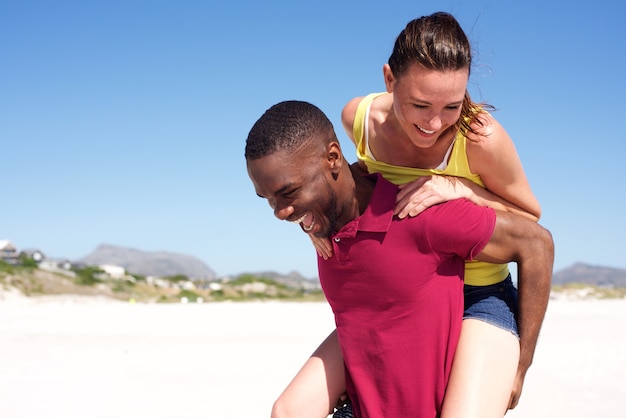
[245,100,335,160]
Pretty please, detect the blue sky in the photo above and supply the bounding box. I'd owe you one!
[2,0,625,279]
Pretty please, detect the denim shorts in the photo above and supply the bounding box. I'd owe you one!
[463,274,519,338]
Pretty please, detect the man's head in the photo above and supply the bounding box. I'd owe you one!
[246,100,357,237]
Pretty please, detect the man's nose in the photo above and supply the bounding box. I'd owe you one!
[274,204,294,221]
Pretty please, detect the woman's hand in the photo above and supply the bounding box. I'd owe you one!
[310,235,333,259]
[395,176,470,218]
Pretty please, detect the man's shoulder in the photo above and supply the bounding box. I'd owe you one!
[422,198,488,218]
[405,198,494,234]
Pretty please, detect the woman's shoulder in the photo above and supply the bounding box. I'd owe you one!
[341,96,365,139]
[465,111,507,149]
[342,93,387,118]
[464,111,521,177]
[341,96,365,123]
[342,93,389,136]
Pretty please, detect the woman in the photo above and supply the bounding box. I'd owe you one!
[272,12,542,418]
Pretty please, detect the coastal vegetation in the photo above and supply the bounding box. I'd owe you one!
[0,260,325,303]
[3,259,626,303]
[550,283,626,299]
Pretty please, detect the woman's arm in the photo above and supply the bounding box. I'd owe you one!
[396,175,539,221]
[465,113,541,219]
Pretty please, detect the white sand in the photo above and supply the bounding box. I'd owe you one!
[0,295,623,417]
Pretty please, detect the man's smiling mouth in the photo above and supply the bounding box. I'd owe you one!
[292,213,314,231]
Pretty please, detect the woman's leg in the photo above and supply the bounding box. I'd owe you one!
[440,318,520,418]
[272,329,346,418]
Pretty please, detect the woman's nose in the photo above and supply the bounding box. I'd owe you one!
[427,114,442,131]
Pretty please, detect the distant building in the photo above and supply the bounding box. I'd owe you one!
[39,258,73,271]
[99,264,126,279]
[20,249,46,263]
[146,276,169,287]
[0,240,19,264]
[209,282,223,291]
[38,258,76,278]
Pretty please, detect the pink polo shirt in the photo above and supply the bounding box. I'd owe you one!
[318,174,495,418]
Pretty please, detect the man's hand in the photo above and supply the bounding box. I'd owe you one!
[508,366,527,410]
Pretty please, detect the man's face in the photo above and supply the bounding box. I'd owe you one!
[247,148,340,238]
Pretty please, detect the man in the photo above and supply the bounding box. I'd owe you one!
[245,101,553,418]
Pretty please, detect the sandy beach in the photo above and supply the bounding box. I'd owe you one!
[0,294,624,417]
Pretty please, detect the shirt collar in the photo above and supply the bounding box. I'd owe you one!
[334,173,396,238]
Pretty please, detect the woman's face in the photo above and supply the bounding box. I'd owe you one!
[385,63,468,148]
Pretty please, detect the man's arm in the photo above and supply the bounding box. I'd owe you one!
[474,210,554,409]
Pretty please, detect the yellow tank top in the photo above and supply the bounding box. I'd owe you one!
[353,92,509,286]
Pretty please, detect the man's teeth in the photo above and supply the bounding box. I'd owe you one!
[417,125,435,134]
[292,214,313,231]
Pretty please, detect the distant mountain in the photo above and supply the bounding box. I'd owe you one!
[79,244,216,280]
[553,263,626,287]
[242,270,321,289]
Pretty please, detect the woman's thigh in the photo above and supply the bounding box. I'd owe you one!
[441,319,520,418]
[272,330,345,418]
[441,277,521,418]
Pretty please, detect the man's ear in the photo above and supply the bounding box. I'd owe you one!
[383,64,395,93]
[328,142,343,180]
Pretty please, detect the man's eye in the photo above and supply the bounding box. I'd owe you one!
[283,189,297,198]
